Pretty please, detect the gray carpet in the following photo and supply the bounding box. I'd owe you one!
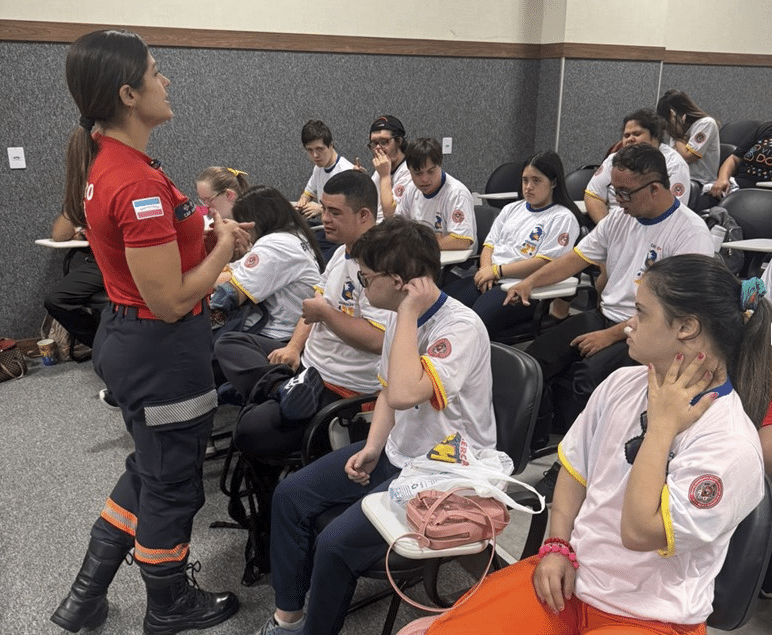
[0,358,477,634]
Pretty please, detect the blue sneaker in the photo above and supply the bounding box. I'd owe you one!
[276,367,323,421]
[255,615,305,634]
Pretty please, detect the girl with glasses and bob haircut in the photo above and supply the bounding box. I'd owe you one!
[52,29,248,634]
[412,254,770,635]
[195,165,251,220]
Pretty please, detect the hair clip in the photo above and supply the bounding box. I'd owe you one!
[741,277,766,312]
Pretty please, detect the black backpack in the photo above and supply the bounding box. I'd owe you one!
[700,206,744,275]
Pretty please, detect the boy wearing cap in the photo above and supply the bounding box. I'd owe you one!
[366,115,411,222]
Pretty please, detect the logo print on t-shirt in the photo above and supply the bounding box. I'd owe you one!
[428,338,451,359]
[694,132,706,144]
[452,210,465,223]
[174,200,196,222]
[689,474,723,509]
[558,232,569,247]
[395,185,405,197]
[671,182,685,198]
[244,254,259,268]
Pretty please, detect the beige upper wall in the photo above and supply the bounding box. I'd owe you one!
[3,0,771,54]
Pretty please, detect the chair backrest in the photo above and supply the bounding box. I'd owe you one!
[719,142,736,167]
[720,189,772,240]
[473,205,499,254]
[564,166,598,201]
[490,343,542,475]
[688,179,701,210]
[719,120,762,146]
[708,474,772,631]
[484,162,521,209]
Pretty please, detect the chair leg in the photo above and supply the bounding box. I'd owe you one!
[520,506,549,560]
[380,584,405,635]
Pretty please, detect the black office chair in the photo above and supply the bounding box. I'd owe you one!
[688,179,701,210]
[329,344,545,635]
[216,392,378,585]
[483,162,521,209]
[719,120,762,146]
[564,166,599,202]
[719,188,772,276]
[719,142,736,168]
[708,473,772,630]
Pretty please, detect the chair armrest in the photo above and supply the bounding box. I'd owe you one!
[300,392,379,465]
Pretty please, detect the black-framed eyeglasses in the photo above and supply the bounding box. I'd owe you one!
[367,137,395,150]
[357,270,389,288]
[612,181,661,203]
[197,190,224,206]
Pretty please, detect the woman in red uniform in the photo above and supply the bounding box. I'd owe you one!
[51,30,250,634]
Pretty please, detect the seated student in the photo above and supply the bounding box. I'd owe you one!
[214,170,388,458]
[585,108,690,225]
[414,254,770,635]
[296,120,354,220]
[43,212,107,353]
[255,215,495,635]
[656,89,720,187]
[210,185,323,342]
[366,114,411,222]
[698,120,772,210]
[396,137,477,251]
[507,144,713,498]
[195,165,250,220]
[444,150,581,339]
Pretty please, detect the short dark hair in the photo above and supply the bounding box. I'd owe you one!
[622,108,664,144]
[611,143,670,188]
[405,138,443,171]
[351,216,441,283]
[323,170,377,218]
[301,120,333,146]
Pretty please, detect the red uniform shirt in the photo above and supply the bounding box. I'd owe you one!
[84,136,205,317]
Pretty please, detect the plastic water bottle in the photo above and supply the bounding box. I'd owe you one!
[710,225,727,253]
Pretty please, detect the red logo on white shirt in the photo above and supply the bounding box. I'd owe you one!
[689,474,723,509]
[671,183,685,197]
[244,254,259,268]
[558,232,569,246]
[694,132,706,144]
[395,185,405,197]
[452,210,465,223]
[428,338,452,359]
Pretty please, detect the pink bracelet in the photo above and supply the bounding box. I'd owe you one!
[538,541,579,569]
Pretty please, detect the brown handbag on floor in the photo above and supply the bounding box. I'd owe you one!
[0,338,27,381]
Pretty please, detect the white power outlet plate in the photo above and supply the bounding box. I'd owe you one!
[8,147,26,169]
[442,137,452,154]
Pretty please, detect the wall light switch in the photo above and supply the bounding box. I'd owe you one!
[442,137,452,154]
[8,147,26,169]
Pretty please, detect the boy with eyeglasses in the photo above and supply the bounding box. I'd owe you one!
[365,114,411,221]
[255,215,494,635]
[505,144,712,501]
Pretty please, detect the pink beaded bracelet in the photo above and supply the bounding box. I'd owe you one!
[538,541,579,569]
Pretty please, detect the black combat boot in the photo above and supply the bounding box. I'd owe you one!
[50,537,131,632]
[141,562,239,634]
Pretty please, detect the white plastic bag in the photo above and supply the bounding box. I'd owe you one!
[388,432,544,515]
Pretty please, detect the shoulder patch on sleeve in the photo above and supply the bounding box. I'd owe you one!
[244,253,260,268]
[132,197,164,220]
[452,210,465,223]
[428,338,452,358]
[671,182,685,198]
[689,474,723,509]
[558,232,569,246]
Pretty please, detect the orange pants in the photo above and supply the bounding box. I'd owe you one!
[426,556,706,635]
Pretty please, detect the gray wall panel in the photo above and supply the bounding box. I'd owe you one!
[0,42,534,338]
[557,59,662,172]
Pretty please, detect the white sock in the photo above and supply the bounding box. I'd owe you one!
[275,614,305,631]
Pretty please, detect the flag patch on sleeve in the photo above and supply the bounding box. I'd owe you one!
[132,197,164,220]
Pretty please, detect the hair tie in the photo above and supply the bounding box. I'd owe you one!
[227,168,248,177]
[741,277,766,321]
[79,116,95,131]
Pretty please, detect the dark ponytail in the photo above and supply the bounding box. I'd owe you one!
[63,30,148,226]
